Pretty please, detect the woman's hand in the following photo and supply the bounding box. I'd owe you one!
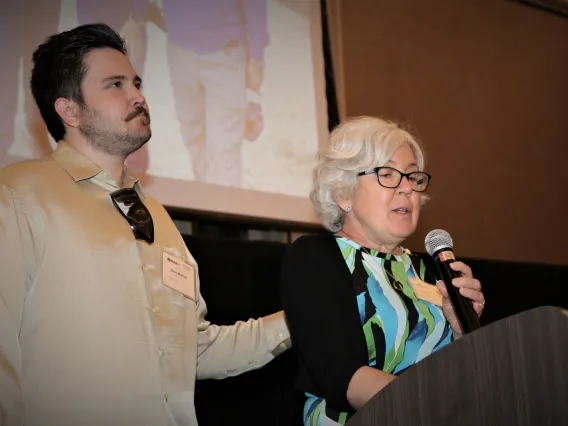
[436,261,485,336]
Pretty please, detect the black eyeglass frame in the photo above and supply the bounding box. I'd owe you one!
[357,166,432,192]
[110,188,155,244]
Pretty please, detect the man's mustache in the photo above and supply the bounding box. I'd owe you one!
[125,106,150,122]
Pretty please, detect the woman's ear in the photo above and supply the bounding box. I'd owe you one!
[334,193,353,213]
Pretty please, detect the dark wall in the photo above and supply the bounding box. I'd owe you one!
[335,0,568,265]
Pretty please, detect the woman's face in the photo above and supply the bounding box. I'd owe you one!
[343,144,423,249]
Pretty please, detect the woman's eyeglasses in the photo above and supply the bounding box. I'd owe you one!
[358,167,431,192]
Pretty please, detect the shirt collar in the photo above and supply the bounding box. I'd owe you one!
[51,140,101,182]
[51,140,145,197]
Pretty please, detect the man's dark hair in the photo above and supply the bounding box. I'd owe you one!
[30,23,127,142]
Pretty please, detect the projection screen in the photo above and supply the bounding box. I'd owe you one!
[0,0,328,225]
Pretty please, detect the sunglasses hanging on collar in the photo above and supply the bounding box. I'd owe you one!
[110,188,154,244]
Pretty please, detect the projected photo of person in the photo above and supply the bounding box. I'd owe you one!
[159,0,269,187]
[0,0,61,167]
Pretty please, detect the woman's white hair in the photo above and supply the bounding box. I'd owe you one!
[310,116,428,232]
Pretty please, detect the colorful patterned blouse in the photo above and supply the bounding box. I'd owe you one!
[304,237,453,426]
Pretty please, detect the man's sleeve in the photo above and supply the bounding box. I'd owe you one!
[0,183,33,425]
[242,0,270,61]
[180,243,290,380]
[194,287,290,379]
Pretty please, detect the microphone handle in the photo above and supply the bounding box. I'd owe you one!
[434,253,481,335]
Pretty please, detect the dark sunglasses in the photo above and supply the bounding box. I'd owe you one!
[110,188,154,244]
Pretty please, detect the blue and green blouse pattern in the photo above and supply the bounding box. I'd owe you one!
[304,237,453,426]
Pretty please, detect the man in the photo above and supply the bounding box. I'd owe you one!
[161,0,268,186]
[0,24,290,426]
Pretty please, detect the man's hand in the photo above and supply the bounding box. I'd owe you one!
[246,58,265,93]
[243,101,263,142]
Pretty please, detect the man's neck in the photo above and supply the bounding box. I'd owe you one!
[65,136,127,187]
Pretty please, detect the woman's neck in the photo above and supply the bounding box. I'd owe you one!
[336,229,403,256]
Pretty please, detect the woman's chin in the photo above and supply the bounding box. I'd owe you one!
[390,223,417,241]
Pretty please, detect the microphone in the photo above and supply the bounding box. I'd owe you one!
[425,229,481,335]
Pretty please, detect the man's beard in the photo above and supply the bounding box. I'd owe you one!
[79,106,151,157]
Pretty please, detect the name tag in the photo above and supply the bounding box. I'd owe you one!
[408,276,443,307]
[162,252,196,301]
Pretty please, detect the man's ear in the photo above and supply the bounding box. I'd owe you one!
[54,98,81,129]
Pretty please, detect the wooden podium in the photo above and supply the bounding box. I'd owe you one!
[347,306,568,426]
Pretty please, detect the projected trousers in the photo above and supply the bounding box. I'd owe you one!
[167,40,248,187]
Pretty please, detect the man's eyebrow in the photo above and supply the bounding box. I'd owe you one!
[101,75,142,85]
[101,75,127,83]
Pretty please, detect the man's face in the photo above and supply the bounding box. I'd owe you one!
[78,48,151,157]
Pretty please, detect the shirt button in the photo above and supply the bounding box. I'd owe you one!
[158,347,165,356]
[142,265,148,272]
[248,360,254,365]
[152,306,160,313]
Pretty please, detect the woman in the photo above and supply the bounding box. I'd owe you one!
[280,116,485,425]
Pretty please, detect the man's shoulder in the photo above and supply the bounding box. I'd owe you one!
[143,194,169,215]
[0,157,59,189]
[142,194,181,228]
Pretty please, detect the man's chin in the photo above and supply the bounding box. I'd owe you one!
[136,134,151,149]
[136,128,152,142]
[123,133,151,156]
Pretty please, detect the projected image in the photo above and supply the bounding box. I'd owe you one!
[0,0,61,164]
[1,0,325,200]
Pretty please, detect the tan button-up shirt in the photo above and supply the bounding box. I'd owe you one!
[0,141,290,426]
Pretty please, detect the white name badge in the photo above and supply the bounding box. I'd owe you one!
[162,252,196,301]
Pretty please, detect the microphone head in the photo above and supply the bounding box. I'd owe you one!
[425,229,454,256]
